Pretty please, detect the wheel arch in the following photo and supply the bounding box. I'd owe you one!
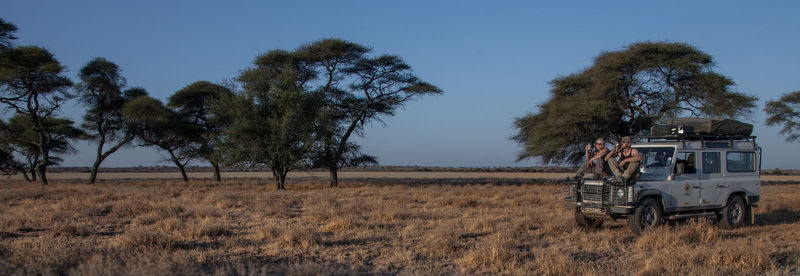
[725,190,749,206]
[636,189,665,211]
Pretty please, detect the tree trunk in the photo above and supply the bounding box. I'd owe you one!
[211,161,221,182]
[167,150,189,183]
[90,135,134,184]
[271,167,286,190]
[329,166,338,187]
[37,163,48,185]
[89,136,106,184]
[89,156,103,184]
[20,170,31,182]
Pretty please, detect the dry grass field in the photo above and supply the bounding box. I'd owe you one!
[1,176,799,275]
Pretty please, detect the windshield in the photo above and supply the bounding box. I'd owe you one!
[635,147,676,181]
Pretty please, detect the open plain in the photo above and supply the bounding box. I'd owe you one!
[1,173,799,275]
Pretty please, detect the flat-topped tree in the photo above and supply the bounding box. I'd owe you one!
[295,39,443,187]
[0,46,74,184]
[77,57,142,184]
[765,91,800,142]
[513,41,758,164]
[122,95,199,182]
[213,50,321,190]
[0,115,83,181]
[168,81,231,182]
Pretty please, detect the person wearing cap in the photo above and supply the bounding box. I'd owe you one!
[605,136,641,182]
[571,137,609,180]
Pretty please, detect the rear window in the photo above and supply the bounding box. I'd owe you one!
[727,151,756,172]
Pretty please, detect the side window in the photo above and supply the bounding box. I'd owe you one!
[674,152,697,174]
[702,152,721,174]
[727,151,756,172]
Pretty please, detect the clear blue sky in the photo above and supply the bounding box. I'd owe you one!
[3,1,800,168]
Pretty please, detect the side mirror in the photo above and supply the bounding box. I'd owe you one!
[675,163,685,176]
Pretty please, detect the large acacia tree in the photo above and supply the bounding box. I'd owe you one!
[213,50,322,190]
[77,57,141,184]
[296,39,442,187]
[0,46,74,184]
[168,81,231,182]
[513,42,757,164]
[0,115,83,181]
[765,90,800,142]
[122,95,199,182]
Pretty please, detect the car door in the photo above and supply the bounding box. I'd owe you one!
[670,151,702,210]
[699,151,725,207]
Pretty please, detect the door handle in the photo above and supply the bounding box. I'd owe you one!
[717,184,726,188]
[692,185,700,188]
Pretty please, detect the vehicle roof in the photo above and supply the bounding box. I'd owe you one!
[633,140,758,150]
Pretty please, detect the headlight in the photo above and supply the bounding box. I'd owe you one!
[617,189,624,199]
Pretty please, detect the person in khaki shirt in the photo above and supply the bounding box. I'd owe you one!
[572,137,610,180]
[606,136,641,182]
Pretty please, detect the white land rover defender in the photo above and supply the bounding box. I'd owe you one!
[566,118,761,235]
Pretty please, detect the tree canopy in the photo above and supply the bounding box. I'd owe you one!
[0,46,75,184]
[122,95,200,182]
[294,39,443,186]
[513,41,758,164]
[168,81,231,181]
[77,57,141,183]
[765,90,800,142]
[0,17,17,49]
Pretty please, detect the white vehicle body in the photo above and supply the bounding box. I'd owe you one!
[568,135,761,234]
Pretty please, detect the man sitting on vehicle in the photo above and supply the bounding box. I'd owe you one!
[606,136,641,182]
[571,137,610,180]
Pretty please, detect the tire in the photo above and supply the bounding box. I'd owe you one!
[629,198,663,235]
[719,195,746,229]
[575,210,604,229]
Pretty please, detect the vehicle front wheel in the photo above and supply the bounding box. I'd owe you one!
[719,195,746,229]
[629,198,662,235]
[575,210,604,229]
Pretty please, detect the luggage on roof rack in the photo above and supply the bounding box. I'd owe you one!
[649,118,753,136]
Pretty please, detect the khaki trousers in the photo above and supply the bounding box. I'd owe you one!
[608,158,640,179]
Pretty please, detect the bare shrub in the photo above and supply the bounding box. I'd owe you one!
[419,221,461,259]
[280,227,321,250]
[457,232,521,273]
[117,226,177,251]
[51,222,93,237]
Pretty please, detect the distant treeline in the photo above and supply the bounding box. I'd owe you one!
[48,166,577,174]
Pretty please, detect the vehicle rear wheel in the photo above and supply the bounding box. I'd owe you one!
[719,195,746,229]
[575,210,604,229]
[629,198,662,235]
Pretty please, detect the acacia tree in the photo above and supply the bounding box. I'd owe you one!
[0,17,17,49]
[212,50,321,190]
[513,41,758,164]
[122,95,199,182]
[0,120,26,178]
[295,39,442,187]
[1,115,83,181]
[0,46,74,184]
[168,81,231,182]
[765,90,800,142]
[77,57,140,184]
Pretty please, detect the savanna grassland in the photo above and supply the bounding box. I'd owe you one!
[1,176,799,275]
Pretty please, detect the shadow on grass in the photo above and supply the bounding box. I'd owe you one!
[337,178,563,188]
[756,208,800,226]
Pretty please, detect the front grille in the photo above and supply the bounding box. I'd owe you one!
[581,181,605,208]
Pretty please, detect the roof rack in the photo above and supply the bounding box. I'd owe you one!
[635,134,757,150]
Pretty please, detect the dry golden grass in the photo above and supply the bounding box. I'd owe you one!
[0,178,798,275]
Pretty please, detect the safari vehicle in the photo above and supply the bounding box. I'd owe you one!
[566,118,761,235]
